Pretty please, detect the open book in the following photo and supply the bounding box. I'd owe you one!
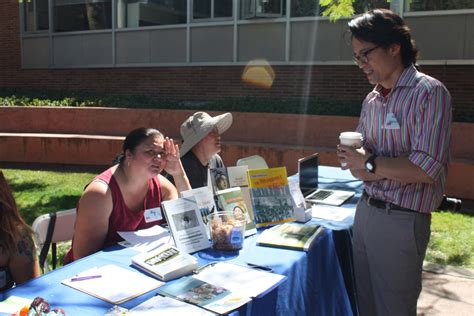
[131,244,198,281]
[256,222,324,252]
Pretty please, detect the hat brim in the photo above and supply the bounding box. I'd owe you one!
[180,112,233,157]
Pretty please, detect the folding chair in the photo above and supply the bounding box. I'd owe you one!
[236,155,269,170]
[32,208,76,272]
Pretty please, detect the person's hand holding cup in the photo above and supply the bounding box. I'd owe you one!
[339,132,363,168]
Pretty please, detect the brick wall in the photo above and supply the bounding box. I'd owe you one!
[1,1,473,113]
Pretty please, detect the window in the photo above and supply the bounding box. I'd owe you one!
[291,0,389,17]
[54,0,112,32]
[405,0,474,12]
[23,0,49,32]
[192,0,233,20]
[117,0,186,28]
[241,0,285,19]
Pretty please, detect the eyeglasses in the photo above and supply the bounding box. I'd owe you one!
[353,46,379,65]
[144,149,168,160]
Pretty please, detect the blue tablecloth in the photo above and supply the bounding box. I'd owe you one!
[1,166,361,316]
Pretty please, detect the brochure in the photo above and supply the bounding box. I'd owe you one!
[130,295,216,315]
[162,197,211,254]
[181,186,217,238]
[132,244,198,281]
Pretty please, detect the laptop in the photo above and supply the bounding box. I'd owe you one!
[298,153,354,206]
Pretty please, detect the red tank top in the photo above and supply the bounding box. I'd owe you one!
[64,167,164,263]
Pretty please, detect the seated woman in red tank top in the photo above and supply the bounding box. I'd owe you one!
[64,128,191,263]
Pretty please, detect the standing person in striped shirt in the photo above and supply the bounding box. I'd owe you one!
[337,9,452,316]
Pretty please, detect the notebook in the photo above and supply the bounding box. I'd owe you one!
[298,153,354,206]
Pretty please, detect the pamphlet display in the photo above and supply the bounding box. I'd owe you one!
[162,197,211,254]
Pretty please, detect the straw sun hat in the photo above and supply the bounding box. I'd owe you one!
[180,112,233,157]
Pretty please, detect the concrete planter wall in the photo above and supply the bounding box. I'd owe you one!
[0,106,472,199]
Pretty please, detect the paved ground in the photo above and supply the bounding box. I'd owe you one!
[418,262,474,315]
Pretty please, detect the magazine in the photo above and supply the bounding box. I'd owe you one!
[216,187,257,236]
[256,222,324,252]
[247,167,296,227]
[131,244,199,281]
[162,197,211,254]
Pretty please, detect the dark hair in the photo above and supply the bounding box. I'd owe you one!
[348,9,418,67]
[114,127,164,164]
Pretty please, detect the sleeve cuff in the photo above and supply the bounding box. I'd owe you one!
[409,151,444,180]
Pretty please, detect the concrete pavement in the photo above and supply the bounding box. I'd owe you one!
[418,262,474,315]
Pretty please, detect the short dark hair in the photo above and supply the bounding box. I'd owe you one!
[115,127,164,164]
[348,9,418,67]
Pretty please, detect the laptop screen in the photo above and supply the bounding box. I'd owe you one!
[298,154,319,196]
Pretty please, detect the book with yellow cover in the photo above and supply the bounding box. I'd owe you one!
[247,167,296,227]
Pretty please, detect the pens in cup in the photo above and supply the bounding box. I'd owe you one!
[70,274,102,282]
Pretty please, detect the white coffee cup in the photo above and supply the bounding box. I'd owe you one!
[339,132,363,167]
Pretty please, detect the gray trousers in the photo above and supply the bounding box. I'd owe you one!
[353,198,431,316]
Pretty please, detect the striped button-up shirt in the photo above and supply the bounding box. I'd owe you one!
[356,65,452,213]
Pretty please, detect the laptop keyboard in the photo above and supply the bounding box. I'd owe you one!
[308,190,333,200]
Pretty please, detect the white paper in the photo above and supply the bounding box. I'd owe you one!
[118,225,173,253]
[288,177,306,211]
[227,165,249,187]
[311,204,355,222]
[0,296,32,314]
[193,262,285,298]
[131,295,215,315]
[62,264,163,304]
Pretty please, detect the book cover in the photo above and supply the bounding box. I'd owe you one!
[227,165,249,187]
[131,244,199,281]
[156,276,250,315]
[247,167,296,227]
[216,187,257,236]
[210,167,230,192]
[256,222,324,252]
[162,197,211,254]
[181,186,217,238]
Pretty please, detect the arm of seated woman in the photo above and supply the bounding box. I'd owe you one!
[72,181,113,260]
[159,174,179,201]
[9,227,40,284]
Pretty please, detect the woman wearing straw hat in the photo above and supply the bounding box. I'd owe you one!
[178,112,233,188]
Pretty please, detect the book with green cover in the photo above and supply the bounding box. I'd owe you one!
[256,222,324,252]
[216,187,257,236]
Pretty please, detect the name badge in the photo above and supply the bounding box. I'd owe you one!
[384,112,400,130]
[144,207,163,223]
[0,270,6,288]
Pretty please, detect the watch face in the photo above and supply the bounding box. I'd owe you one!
[365,162,374,171]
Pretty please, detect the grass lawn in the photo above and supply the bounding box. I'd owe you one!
[2,168,474,270]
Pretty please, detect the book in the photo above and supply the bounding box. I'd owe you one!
[62,264,163,304]
[131,244,199,281]
[227,165,249,187]
[256,222,324,252]
[162,197,211,254]
[156,276,250,315]
[216,187,257,236]
[247,167,296,227]
[210,167,230,192]
[181,186,217,238]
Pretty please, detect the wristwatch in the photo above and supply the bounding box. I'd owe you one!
[365,154,377,173]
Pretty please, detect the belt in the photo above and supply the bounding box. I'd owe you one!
[361,192,417,213]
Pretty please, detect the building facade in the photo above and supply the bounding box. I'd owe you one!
[1,0,473,113]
